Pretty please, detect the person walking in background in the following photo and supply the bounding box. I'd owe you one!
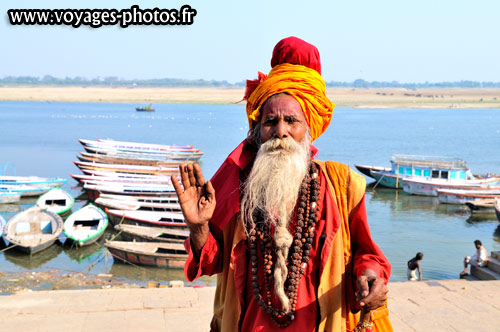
[407,252,423,281]
[461,240,488,277]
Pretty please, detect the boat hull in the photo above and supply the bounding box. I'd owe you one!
[105,241,187,268]
[3,207,63,254]
[0,192,21,204]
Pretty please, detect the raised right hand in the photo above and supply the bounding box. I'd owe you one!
[171,163,216,251]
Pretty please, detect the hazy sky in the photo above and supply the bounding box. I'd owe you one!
[2,0,500,83]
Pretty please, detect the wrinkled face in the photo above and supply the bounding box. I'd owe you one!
[259,94,308,144]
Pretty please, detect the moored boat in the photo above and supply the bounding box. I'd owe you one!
[0,191,21,204]
[95,197,180,212]
[74,161,179,176]
[0,215,6,238]
[0,176,67,187]
[105,208,185,228]
[402,177,500,196]
[105,240,187,268]
[79,138,198,153]
[370,154,474,189]
[81,146,203,162]
[354,165,390,179]
[114,224,188,243]
[465,199,498,214]
[3,206,63,254]
[36,187,74,216]
[77,152,185,168]
[71,173,174,185]
[99,193,178,204]
[84,182,176,200]
[437,189,500,204]
[0,184,52,197]
[63,204,108,247]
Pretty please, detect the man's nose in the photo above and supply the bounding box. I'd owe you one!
[274,120,288,139]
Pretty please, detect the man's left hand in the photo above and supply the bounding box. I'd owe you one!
[355,269,388,311]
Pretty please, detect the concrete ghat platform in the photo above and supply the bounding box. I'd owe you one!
[0,280,499,332]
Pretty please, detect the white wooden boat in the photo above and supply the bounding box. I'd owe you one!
[0,215,6,238]
[81,169,180,180]
[82,179,175,190]
[105,209,185,228]
[0,191,21,204]
[3,206,63,254]
[99,193,178,204]
[0,184,52,197]
[82,146,203,162]
[105,240,187,268]
[79,138,198,152]
[0,176,67,187]
[95,197,181,212]
[78,152,187,167]
[437,189,500,204]
[114,224,188,243]
[63,204,108,247]
[402,177,500,196]
[71,173,174,185]
[36,188,74,216]
[74,161,179,176]
[84,182,176,200]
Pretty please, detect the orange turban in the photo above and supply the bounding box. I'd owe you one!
[244,37,335,142]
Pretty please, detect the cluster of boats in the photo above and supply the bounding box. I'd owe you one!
[0,175,109,253]
[356,154,500,221]
[0,138,201,269]
[72,138,202,268]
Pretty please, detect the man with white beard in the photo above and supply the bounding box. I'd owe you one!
[172,37,392,332]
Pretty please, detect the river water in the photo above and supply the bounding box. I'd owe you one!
[0,101,499,284]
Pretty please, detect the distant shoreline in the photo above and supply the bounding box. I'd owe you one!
[1,86,500,108]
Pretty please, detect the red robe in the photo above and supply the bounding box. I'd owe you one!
[185,140,391,331]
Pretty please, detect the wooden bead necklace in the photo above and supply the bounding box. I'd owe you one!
[247,163,320,327]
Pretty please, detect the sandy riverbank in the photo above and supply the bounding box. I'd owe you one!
[1,86,500,108]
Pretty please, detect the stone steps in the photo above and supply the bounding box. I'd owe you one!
[470,251,500,280]
[487,256,500,274]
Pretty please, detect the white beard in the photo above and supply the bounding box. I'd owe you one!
[241,133,311,312]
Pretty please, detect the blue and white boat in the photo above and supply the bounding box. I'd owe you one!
[0,191,21,204]
[0,184,52,197]
[0,176,67,187]
[369,154,492,189]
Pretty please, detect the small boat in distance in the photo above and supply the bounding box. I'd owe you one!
[135,104,155,112]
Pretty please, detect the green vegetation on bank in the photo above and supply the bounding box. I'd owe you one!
[1,75,500,89]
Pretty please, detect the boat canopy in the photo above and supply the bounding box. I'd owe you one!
[391,154,468,170]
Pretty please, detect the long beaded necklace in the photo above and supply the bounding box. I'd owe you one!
[247,163,320,327]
